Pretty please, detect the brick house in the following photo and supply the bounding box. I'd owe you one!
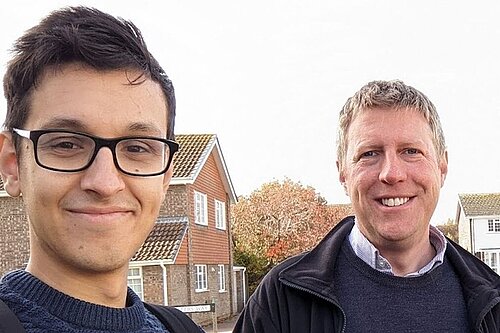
[0,133,239,324]
[456,193,500,274]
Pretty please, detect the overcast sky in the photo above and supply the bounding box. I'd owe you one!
[1,1,500,225]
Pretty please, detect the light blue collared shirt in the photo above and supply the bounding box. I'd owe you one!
[348,218,447,277]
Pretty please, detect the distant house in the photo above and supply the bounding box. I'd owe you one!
[0,134,242,325]
[456,193,500,274]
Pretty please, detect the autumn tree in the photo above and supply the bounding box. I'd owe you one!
[232,178,350,294]
[436,218,459,243]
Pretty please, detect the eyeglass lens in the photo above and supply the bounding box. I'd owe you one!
[36,132,169,175]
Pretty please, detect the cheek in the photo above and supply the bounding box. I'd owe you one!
[345,168,373,194]
[131,181,165,211]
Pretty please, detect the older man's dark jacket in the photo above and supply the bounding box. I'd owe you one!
[234,216,500,333]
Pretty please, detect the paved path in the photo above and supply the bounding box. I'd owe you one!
[204,315,238,333]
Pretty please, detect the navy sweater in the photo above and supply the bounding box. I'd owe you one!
[334,240,471,332]
[0,270,169,332]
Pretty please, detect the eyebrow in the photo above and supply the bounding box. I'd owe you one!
[39,118,88,132]
[127,122,164,136]
[38,118,164,137]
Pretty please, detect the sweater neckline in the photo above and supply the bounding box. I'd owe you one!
[3,270,146,331]
[341,239,445,287]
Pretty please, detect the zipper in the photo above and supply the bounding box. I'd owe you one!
[280,278,347,333]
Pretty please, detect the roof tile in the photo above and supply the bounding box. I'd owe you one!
[173,134,215,179]
[132,216,187,262]
[458,193,500,216]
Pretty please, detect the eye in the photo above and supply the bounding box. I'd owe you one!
[360,151,377,158]
[52,141,79,150]
[41,136,85,151]
[405,148,420,155]
[120,139,164,156]
[123,142,151,154]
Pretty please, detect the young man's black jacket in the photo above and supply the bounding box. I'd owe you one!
[234,216,500,333]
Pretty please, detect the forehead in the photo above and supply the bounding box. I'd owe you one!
[347,107,434,147]
[26,64,168,136]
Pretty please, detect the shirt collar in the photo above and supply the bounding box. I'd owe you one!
[348,218,447,277]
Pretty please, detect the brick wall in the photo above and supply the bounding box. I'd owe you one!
[161,185,188,216]
[190,264,232,324]
[166,264,190,306]
[0,196,29,276]
[142,265,164,305]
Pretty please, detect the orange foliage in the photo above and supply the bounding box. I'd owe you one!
[232,178,352,267]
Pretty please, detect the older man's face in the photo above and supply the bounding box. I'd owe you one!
[339,107,448,251]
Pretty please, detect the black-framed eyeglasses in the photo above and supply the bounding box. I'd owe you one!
[13,128,179,177]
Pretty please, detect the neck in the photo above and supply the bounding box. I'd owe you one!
[26,243,128,308]
[378,237,436,276]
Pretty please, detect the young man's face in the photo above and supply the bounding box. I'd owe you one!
[3,64,172,275]
[339,108,448,251]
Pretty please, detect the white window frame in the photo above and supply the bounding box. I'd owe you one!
[215,199,226,230]
[195,264,208,292]
[218,264,226,292]
[487,219,500,233]
[477,250,499,274]
[194,191,208,226]
[127,267,144,300]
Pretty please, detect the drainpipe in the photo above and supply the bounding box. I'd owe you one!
[160,262,168,305]
[242,267,247,304]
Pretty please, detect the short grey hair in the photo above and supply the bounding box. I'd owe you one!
[336,80,446,171]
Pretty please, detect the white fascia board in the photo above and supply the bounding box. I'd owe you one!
[169,178,194,185]
[212,138,237,203]
[129,259,174,267]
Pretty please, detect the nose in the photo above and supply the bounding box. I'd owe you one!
[80,147,125,196]
[379,152,407,184]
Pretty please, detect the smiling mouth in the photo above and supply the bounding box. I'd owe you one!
[380,197,410,207]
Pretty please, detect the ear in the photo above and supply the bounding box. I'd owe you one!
[162,164,174,195]
[336,160,349,196]
[439,151,448,187]
[0,132,22,197]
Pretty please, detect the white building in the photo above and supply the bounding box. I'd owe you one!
[456,193,500,274]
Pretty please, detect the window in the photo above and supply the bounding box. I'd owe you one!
[194,191,208,226]
[476,251,499,273]
[215,200,226,230]
[218,264,226,292]
[487,219,500,232]
[195,264,208,292]
[127,267,144,300]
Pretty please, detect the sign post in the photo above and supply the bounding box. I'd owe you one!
[175,303,217,332]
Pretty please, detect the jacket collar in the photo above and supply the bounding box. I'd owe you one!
[278,216,355,301]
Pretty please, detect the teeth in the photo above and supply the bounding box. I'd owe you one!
[381,197,409,207]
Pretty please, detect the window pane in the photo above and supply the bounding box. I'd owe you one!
[195,192,207,225]
[127,268,143,300]
[215,200,226,229]
[218,264,225,291]
[195,265,207,291]
[128,268,140,276]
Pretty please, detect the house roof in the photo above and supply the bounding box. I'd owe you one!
[131,216,187,263]
[172,134,237,203]
[458,193,500,217]
[173,134,214,179]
